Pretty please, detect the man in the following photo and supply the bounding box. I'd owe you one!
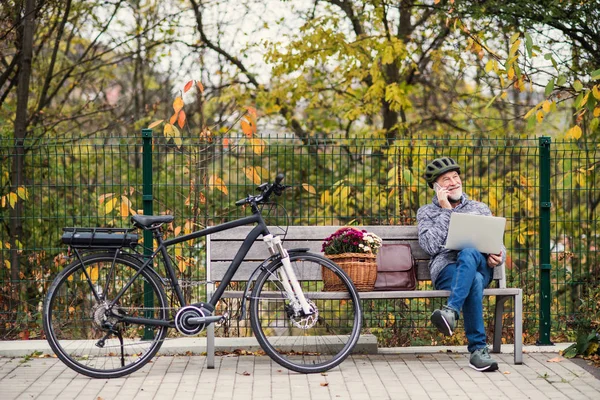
[417,157,505,372]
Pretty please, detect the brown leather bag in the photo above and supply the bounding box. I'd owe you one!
[374,244,417,291]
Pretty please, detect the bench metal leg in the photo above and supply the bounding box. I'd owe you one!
[514,289,523,364]
[492,295,507,354]
[207,323,215,369]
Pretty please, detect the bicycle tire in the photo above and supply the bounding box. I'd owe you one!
[249,252,362,373]
[43,253,169,378]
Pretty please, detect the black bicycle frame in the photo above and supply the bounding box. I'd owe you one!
[112,212,271,328]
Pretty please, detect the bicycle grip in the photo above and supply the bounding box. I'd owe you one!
[275,173,285,184]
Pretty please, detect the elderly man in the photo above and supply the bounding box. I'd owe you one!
[417,157,506,372]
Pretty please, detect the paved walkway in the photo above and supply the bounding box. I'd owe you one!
[1,349,599,400]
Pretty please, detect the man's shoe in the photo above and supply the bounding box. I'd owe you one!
[469,347,499,372]
[430,305,457,336]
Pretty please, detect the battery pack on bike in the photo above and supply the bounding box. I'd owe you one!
[62,227,139,249]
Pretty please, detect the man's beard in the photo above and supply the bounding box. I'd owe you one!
[448,187,463,202]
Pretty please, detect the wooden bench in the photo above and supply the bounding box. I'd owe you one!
[205,226,523,368]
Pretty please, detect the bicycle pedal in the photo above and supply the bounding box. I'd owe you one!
[215,312,229,326]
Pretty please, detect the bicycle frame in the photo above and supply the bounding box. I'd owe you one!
[91,211,279,328]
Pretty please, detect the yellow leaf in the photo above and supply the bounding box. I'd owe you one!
[320,190,332,206]
[148,119,164,129]
[243,166,262,185]
[566,125,582,139]
[527,198,533,212]
[184,220,193,235]
[594,107,600,117]
[209,175,228,195]
[164,123,182,147]
[8,192,17,208]
[120,196,131,217]
[485,60,494,73]
[509,39,520,56]
[197,81,205,93]
[82,266,99,284]
[592,85,600,100]
[178,259,187,273]
[518,233,526,245]
[302,184,316,194]
[173,96,184,113]
[249,137,265,155]
[98,193,114,204]
[16,187,28,200]
[170,112,177,125]
[507,67,515,80]
[542,100,551,113]
[164,123,174,138]
[524,106,537,120]
[1,196,5,207]
[578,92,590,109]
[104,197,118,214]
[536,110,544,123]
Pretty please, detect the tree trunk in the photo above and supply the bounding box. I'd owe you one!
[10,0,36,284]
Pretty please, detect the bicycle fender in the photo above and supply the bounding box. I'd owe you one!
[237,249,309,321]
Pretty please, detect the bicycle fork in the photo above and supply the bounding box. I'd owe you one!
[263,234,313,315]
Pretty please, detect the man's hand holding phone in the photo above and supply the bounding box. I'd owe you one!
[434,182,452,209]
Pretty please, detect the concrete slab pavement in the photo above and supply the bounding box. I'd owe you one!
[1,339,599,399]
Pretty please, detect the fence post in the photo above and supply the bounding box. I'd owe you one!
[538,136,553,345]
[142,128,154,340]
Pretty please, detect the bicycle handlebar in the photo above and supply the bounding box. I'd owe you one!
[235,173,289,206]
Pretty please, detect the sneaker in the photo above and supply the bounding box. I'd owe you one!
[469,347,499,372]
[430,305,457,336]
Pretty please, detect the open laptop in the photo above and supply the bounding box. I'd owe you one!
[445,213,506,254]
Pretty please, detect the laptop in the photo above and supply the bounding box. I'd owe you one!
[445,213,506,254]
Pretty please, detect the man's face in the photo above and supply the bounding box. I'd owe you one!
[435,170,462,201]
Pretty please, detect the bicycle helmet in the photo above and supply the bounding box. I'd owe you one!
[424,157,461,188]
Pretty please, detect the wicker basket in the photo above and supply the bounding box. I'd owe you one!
[323,253,377,292]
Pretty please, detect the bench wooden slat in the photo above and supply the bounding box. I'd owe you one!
[211,260,436,281]
[210,225,418,240]
[209,240,431,261]
[222,287,522,299]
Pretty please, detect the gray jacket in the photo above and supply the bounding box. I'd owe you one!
[416,193,506,286]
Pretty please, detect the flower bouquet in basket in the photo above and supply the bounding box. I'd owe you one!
[321,227,382,291]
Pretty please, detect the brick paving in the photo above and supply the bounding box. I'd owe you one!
[1,352,599,400]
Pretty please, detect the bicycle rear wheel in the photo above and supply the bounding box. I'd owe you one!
[43,253,169,378]
[250,252,362,373]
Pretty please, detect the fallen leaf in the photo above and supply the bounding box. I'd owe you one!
[547,356,564,363]
[320,382,329,387]
[503,371,511,374]
[242,371,251,376]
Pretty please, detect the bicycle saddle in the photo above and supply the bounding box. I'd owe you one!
[131,215,174,229]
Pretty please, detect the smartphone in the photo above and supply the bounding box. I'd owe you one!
[433,182,442,193]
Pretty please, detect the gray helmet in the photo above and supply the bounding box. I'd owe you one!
[424,157,461,188]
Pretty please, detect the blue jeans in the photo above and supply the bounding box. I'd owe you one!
[434,248,493,353]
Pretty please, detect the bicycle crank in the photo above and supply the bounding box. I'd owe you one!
[174,305,225,336]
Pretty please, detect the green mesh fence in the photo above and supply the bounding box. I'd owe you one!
[1,133,598,347]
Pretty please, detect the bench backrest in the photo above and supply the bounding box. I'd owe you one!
[206,225,506,288]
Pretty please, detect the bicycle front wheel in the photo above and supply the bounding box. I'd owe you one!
[43,253,169,378]
[250,252,362,373]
